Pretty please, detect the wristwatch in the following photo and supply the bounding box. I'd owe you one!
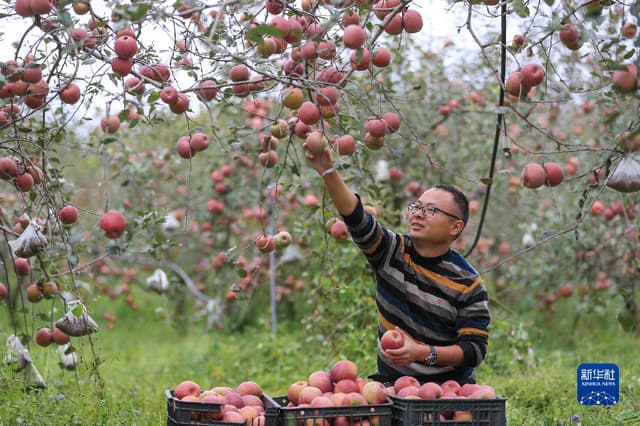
[424,345,438,366]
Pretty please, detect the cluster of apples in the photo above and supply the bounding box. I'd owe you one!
[286,360,388,407]
[284,359,390,426]
[255,231,292,254]
[505,62,545,99]
[389,376,497,422]
[520,162,564,189]
[171,379,267,424]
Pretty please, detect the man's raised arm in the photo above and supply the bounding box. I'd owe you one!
[304,145,358,217]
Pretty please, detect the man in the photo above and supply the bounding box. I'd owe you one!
[305,145,490,385]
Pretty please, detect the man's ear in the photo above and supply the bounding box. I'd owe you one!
[451,220,465,238]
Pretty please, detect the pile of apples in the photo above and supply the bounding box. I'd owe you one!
[389,376,497,422]
[285,359,389,407]
[171,379,267,424]
[171,356,499,424]
[283,359,389,426]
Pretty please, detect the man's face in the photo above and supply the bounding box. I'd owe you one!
[407,188,464,244]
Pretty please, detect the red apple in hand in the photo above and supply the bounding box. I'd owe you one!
[380,329,404,350]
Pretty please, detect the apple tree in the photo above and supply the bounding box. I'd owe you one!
[0,0,639,389]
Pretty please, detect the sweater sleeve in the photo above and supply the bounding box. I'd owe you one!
[341,195,392,269]
[455,279,490,368]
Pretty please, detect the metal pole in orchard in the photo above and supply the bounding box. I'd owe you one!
[265,116,278,335]
[268,192,277,335]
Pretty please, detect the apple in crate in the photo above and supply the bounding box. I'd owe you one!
[342,392,367,406]
[225,391,244,408]
[308,370,333,393]
[329,359,358,382]
[239,405,261,423]
[200,394,225,420]
[361,381,388,404]
[174,380,201,399]
[440,379,461,395]
[397,385,420,398]
[222,410,245,423]
[236,380,263,397]
[418,382,443,399]
[330,392,347,406]
[469,385,497,399]
[310,395,334,407]
[287,380,308,405]
[211,386,234,395]
[298,385,323,404]
[334,379,359,394]
[393,375,420,394]
[459,383,480,397]
[453,409,473,422]
[242,394,264,408]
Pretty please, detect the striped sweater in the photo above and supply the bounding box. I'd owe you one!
[342,199,490,385]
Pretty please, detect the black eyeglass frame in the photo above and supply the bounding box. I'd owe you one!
[407,202,462,222]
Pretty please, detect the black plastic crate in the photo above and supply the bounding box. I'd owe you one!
[166,389,279,426]
[389,395,506,426]
[270,395,393,426]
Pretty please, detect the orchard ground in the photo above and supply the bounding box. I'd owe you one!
[1,295,639,424]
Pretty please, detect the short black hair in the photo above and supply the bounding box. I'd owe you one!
[432,184,469,226]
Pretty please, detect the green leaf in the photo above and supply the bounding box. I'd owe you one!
[57,10,73,27]
[101,137,119,145]
[246,25,283,43]
[600,59,629,71]
[236,265,247,278]
[71,304,83,317]
[147,91,160,103]
[512,0,530,17]
[124,3,152,22]
[480,177,494,185]
[36,313,51,321]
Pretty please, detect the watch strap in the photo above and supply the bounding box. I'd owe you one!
[424,345,438,366]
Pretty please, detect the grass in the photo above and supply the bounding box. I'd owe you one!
[0,297,639,425]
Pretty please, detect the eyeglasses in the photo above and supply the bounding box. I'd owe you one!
[407,202,462,221]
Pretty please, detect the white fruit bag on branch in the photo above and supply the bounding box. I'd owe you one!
[161,212,180,234]
[57,343,78,371]
[55,302,99,337]
[607,154,640,193]
[146,268,169,294]
[8,220,48,258]
[4,335,32,371]
[24,361,46,389]
[4,335,46,388]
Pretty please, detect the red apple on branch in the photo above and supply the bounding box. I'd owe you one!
[99,210,127,238]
